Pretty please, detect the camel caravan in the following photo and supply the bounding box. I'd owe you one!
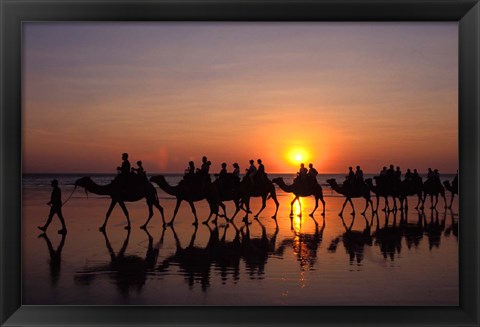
[72,153,458,231]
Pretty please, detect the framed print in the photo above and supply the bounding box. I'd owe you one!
[1,0,479,326]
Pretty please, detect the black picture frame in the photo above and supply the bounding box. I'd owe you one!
[1,0,479,326]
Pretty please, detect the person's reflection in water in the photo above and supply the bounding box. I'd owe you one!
[38,232,66,287]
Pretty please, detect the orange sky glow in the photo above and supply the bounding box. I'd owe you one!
[23,22,458,174]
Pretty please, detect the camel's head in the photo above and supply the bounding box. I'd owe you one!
[326,178,336,185]
[364,178,373,185]
[149,175,166,184]
[271,177,282,184]
[443,180,450,187]
[75,176,92,188]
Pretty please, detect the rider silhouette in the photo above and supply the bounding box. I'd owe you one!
[257,159,265,179]
[246,159,257,185]
[117,153,130,175]
[132,160,147,180]
[297,163,308,182]
[355,166,364,183]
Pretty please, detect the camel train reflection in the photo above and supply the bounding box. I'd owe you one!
[74,228,164,297]
[327,208,457,265]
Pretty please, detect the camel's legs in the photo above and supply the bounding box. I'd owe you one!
[310,197,319,217]
[242,197,251,223]
[154,202,165,225]
[100,200,117,231]
[290,197,298,216]
[230,200,242,222]
[348,198,355,215]
[404,197,409,210]
[361,198,369,215]
[375,196,379,213]
[339,198,349,216]
[434,195,439,208]
[392,197,397,211]
[140,204,154,229]
[118,201,131,229]
[203,209,215,225]
[320,196,326,216]
[383,197,389,212]
[442,193,447,208]
[212,202,227,224]
[168,199,183,225]
[188,201,199,225]
[415,194,422,209]
[254,196,267,218]
[449,193,455,209]
[271,193,280,219]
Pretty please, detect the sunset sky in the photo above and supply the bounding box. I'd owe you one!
[23,22,458,174]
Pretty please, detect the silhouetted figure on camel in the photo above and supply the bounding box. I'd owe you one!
[326,178,373,216]
[398,168,424,210]
[443,171,458,209]
[235,162,279,224]
[131,160,147,181]
[272,174,326,217]
[423,169,447,209]
[75,174,165,231]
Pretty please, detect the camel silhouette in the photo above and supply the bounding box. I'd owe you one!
[75,176,165,231]
[234,175,279,224]
[443,180,458,209]
[203,175,243,225]
[365,178,396,213]
[398,178,424,210]
[326,178,373,216]
[422,178,447,209]
[272,177,325,217]
[149,175,224,226]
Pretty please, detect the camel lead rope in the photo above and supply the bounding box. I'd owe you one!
[62,185,77,206]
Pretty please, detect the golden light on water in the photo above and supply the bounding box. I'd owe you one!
[292,198,305,231]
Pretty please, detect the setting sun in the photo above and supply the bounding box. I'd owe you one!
[287,148,311,167]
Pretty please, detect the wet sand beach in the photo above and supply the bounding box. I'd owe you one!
[22,174,459,305]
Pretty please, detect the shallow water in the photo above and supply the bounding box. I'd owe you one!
[22,174,458,305]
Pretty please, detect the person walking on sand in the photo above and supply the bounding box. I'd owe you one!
[38,179,67,234]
